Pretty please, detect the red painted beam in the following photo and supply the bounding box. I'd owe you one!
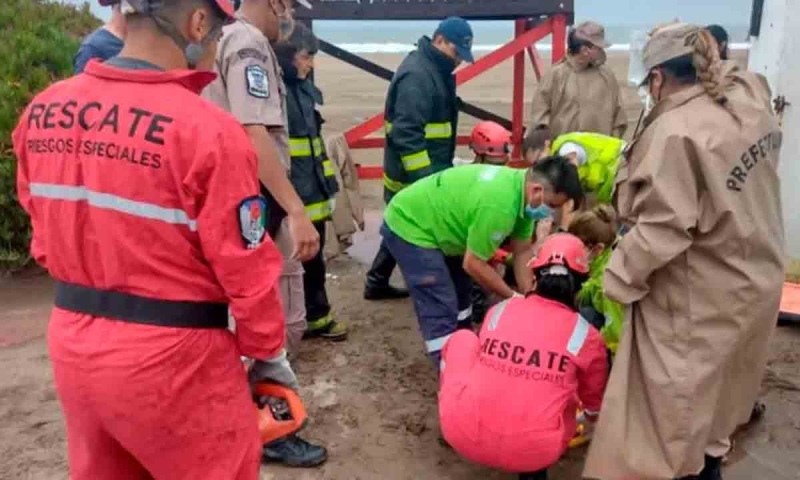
[455,20,554,85]
[356,165,384,179]
[344,112,384,146]
[350,137,385,149]
[511,19,527,160]
[526,46,545,81]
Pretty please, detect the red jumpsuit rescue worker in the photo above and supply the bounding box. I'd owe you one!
[274,24,347,340]
[12,0,298,478]
[203,0,328,466]
[440,234,609,480]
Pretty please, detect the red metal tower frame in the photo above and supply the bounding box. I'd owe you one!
[346,17,568,178]
[296,2,572,179]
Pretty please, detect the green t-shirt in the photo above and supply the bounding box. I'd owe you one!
[384,165,534,260]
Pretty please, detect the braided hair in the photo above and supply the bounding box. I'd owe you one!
[655,28,736,120]
[690,29,728,107]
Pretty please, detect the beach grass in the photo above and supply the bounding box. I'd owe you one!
[788,259,800,284]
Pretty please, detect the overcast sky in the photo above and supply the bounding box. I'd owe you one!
[60,0,754,26]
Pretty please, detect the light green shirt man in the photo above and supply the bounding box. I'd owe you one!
[385,165,535,260]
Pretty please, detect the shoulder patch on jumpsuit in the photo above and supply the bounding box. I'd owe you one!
[238,196,269,249]
[245,64,270,99]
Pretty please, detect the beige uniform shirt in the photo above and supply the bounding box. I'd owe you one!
[584,75,785,478]
[529,56,627,138]
[203,18,290,169]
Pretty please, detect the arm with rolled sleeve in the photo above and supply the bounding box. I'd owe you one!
[464,208,518,298]
[509,217,535,293]
[193,126,285,361]
[390,74,434,182]
[576,327,609,414]
[604,133,699,304]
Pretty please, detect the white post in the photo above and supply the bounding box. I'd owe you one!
[749,0,800,259]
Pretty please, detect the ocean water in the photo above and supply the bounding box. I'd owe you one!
[313,21,751,53]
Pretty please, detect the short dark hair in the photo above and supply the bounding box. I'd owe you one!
[528,155,584,206]
[522,125,552,154]
[567,29,592,55]
[274,23,319,70]
[706,25,729,46]
[285,23,319,55]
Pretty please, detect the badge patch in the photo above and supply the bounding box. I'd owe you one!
[245,64,270,98]
[238,196,268,249]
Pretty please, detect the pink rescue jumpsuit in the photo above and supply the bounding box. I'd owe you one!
[12,59,285,479]
[439,295,608,473]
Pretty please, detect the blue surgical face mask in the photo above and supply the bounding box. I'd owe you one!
[525,203,553,221]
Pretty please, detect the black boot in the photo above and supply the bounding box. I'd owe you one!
[364,242,409,300]
[364,284,410,300]
[262,435,328,468]
[519,470,547,480]
[700,456,722,480]
[675,455,722,480]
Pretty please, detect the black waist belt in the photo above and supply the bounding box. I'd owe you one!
[54,281,228,329]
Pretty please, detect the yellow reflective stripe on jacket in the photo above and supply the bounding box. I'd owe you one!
[289,138,312,157]
[401,150,431,171]
[424,122,452,139]
[305,199,333,222]
[290,137,324,158]
[322,160,335,177]
[383,174,406,193]
[312,137,324,154]
[385,122,453,139]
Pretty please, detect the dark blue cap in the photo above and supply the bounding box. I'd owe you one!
[434,17,474,63]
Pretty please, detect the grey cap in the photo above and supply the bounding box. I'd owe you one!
[574,21,611,49]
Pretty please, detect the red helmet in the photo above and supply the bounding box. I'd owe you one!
[527,233,590,275]
[470,121,511,158]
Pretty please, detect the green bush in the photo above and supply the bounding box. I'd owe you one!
[0,0,100,271]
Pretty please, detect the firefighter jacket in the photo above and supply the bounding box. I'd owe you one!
[284,76,339,222]
[383,36,458,202]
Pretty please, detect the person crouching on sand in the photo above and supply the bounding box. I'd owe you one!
[438,234,609,480]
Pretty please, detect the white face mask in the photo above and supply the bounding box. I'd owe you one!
[638,85,655,115]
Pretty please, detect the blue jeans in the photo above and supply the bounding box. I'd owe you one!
[380,223,473,366]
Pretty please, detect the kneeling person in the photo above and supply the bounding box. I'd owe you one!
[381,157,583,365]
[439,234,609,479]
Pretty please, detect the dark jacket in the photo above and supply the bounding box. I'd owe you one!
[284,76,339,222]
[383,36,458,202]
